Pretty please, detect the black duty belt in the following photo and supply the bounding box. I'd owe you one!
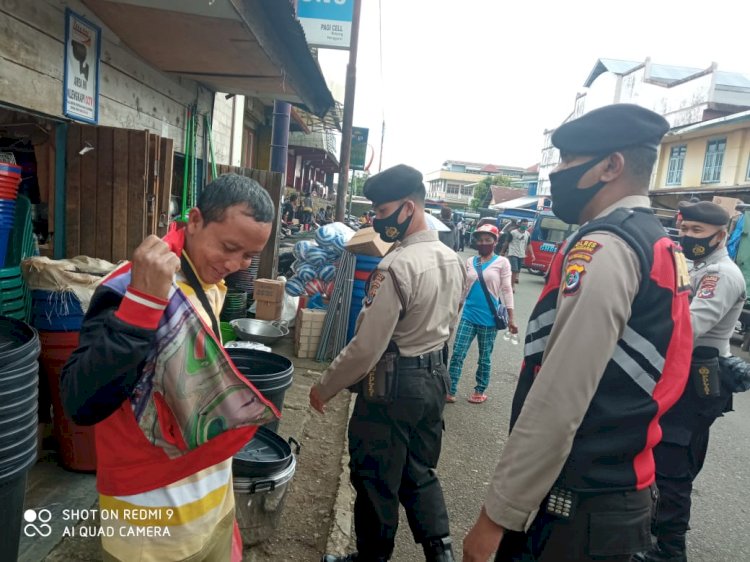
[398,349,444,370]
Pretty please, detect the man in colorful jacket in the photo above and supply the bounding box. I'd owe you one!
[62,174,279,561]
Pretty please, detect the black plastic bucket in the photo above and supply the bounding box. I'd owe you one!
[0,316,40,366]
[0,471,28,562]
[226,349,294,433]
[233,426,300,478]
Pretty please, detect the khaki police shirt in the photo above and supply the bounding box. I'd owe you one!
[484,195,650,532]
[689,247,746,357]
[316,229,466,402]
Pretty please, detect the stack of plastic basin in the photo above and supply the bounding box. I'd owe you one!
[225,348,294,434]
[0,316,40,561]
[0,164,21,269]
[348,254,382,341]
[0,267,29,322]
[31,290,94,471]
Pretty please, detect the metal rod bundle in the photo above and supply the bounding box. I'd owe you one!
[316,250,356,361]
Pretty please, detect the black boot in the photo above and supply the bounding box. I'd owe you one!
[423,537,455,562]
[631,534,687,562]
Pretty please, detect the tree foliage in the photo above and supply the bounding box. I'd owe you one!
[470,175,512,209]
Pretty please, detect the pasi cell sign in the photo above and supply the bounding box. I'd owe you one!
[297,0,354,50]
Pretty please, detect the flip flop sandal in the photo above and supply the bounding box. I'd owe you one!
[468,393,487,404]
[445,394,457,403]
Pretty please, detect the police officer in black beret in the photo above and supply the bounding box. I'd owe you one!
[311,164,466,561]
[464,104,694,562]
[633,201,746,562]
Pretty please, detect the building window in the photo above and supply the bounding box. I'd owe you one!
[701,138,726,184]
[666,145,686,186]
[746,154,750,181]
[460,185,473,196]
[446,183,460,196]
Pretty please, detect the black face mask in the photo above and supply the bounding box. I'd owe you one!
[373,202,413,243]
[549,156,608,224]
[680,234,720,261]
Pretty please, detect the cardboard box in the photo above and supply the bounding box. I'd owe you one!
[294,308,326,357]
[345,227,393,257]
[712,196,742,218]
[254,279,285,302]
[255,299,283,321]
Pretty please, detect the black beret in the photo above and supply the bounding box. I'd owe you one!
[363,164,425,205]
[552,104,670,155]
[678,201,730,226]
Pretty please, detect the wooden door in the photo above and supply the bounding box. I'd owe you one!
[66,125,172,262]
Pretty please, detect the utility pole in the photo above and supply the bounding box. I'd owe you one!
[335,0,362,222]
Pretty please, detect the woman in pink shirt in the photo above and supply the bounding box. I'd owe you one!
[447,225,517,403]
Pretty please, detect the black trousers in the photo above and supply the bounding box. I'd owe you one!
[348,364,451,559]
[652,427,710,542]
[495,487,655,562]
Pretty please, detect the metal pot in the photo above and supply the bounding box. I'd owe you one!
[234,454,296,546]
[230,319,288,346]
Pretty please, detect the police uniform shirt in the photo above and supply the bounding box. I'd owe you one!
[689,247,746,357]
[316,230,466,402]
[484,195,649,532]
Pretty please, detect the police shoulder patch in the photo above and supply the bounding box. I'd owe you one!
[571,239,603,256]
[697,274,720,299]
[563,262,586,296]
[364,271,386,307]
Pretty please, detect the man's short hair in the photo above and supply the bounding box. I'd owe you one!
[520,219,529,224]
[440,207,452,219]
[198,174,275,224]
[620,146,658,185]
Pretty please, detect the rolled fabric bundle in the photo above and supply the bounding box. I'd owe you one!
[296,263,317,283]
[291,259,304,274]
[315,223,339,247]
[324,247,342,262]
[325,281,336,298]
[306,247,329,268]
[305,278,327,296]
[318,264,337,283]
[285,275,306,296]
[293,240,318,260]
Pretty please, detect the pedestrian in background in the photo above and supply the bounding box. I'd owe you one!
[501,219,534,285]
[463,104,692,562]
[456,217,466,251]
[447,224,516,404]
[311,165,465,562]
[439,206,459,251]
[634,201,746,562]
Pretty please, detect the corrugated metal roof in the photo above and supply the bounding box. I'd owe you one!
[648,64,703,83]
[715,71,750,89]
[583,58,641,86]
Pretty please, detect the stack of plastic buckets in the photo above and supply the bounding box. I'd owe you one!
[349,255,383,341]
[0,316,40,561]
[0,163,21,269]
[31,291,96,472]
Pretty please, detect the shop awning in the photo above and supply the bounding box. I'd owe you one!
[489,196,540,211]
[82,0,335,117]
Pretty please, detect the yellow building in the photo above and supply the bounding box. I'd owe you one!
[653,110,750,195]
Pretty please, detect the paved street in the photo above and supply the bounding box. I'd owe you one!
[391,260,750,561]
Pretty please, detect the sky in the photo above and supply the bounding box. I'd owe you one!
[317,0,750,177]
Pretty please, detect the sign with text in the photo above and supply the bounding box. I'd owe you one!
[350,127,369,171]
[297,0,354,50]
[63,9,101,124]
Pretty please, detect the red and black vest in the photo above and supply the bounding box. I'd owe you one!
[511,207,692,492]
